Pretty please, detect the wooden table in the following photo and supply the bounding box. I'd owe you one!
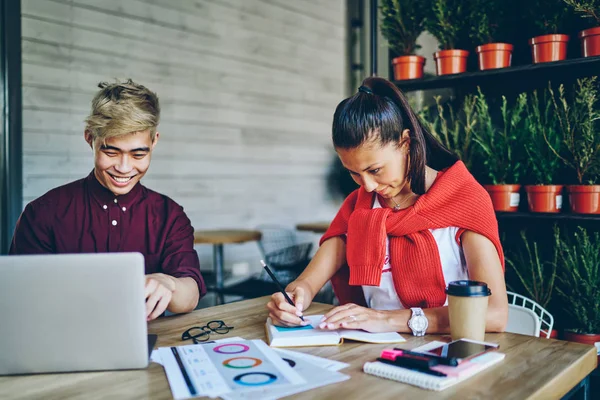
[194,229,262,305]
[1,297,596,399]
[296,222,330,234]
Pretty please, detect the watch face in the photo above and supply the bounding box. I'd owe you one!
[411,315,427,331]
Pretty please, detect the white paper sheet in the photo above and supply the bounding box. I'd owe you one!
[221,348,350,400]
[159,339,305,399]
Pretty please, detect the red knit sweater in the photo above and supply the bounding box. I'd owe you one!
[320,161,504,309]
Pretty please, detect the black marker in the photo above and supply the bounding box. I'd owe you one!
[394,348,459,366]
[376,358,447,377]
[261,259,305,322]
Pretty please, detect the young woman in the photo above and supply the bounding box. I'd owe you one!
[267,77,507,335]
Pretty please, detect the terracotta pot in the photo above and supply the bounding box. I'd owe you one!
[528,34,569,63]
[540,328,560,339]
[566,185,600,214]
[484,184,521,212]
[579,27,600,57]
[525,185,563,213]
[433,49,469,76]
[392,55,426,80]
[563,331,600,364]
[476,43,513,70]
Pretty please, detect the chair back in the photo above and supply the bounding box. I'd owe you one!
[256,225,299,257]
[506,305,541,337]
[506,291,554,338]
[259,242,313,286]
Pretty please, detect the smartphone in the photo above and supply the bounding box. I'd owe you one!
[424,339,499,362]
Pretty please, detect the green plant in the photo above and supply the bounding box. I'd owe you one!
[472,88,527,184]
[468,0,512,44]
[555,226,600,334]
[564,0,600,25]
[523,89,563,184]
[380,0,427,56]
[506,230,558,308]
[546,77,600,184]
[421,95,477,170]
[423,0,472,50]
[525,0,577,35]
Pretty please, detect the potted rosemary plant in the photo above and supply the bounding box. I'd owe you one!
[555,226,600,358]
[526,0,574,63]
[423,0,472,75]
[523,89,564,213]
[505,229,558,337]
[380,0,427,80]
[473,89,527,212]
[564,0,600,57]
[469,0,514,70]
[421,94,478,170]
[546,78,600,214]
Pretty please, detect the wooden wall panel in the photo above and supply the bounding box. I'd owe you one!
[21,0,346,275]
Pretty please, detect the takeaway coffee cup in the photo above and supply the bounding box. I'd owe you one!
[446,280,492,341]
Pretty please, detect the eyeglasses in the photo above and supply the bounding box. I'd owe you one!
[181,320,234,344]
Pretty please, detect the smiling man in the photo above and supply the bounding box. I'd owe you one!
[10,80,206,320]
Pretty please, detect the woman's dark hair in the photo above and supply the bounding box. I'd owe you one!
[332,77,458,194]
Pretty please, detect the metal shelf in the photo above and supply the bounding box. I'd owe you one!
[394,56,600,92]
[496,212,600,221]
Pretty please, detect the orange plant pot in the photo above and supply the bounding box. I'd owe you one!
[392,55,426,80]
[528,34,569,63]
[563,331,600,365]
[476,43,513,70]
[433,49,469,76]
[579,27,600,57]
[525,185,563,213]
[567,185,600,214]
[484,184,521,212]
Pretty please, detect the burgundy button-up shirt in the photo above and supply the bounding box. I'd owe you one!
[10,171,206,297]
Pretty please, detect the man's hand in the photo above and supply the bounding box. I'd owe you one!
[145,273,176,321]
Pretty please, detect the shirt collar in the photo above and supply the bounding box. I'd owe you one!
[86,170,145,209]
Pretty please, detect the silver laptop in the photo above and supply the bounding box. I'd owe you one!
[0,252,149,375]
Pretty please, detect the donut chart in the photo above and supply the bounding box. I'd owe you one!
[213,343,250,354]
[233,372,278,386]
[222,357,262,369]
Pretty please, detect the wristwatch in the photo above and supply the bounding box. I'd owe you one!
[408,307,428,336]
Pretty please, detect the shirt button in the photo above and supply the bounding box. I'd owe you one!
[112,220,117,226]
[103,205,107,210]
[114,198,118,203]
[122,206,126,212]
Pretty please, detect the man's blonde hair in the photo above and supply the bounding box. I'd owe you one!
[85,79,160,142]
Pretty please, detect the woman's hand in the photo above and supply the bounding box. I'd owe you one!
[266,283,312,327]
[319,303,392,333]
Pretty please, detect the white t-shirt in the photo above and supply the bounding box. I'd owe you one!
[361,197,468,310]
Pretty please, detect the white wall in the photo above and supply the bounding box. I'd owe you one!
[21,0,347,274]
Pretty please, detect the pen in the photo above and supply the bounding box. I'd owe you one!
[171,347,197,395]
[393,348,459,366]
[376,358,447,377]
[260,259,305,322]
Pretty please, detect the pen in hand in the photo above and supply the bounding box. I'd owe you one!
[261,259,305,322]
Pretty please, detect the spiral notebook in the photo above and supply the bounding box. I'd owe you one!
[265,316,405,347]
[363,351,505,391]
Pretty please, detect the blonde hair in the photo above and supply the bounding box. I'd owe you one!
[85,79,160,142]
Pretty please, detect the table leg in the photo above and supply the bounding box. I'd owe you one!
[213,244,225,305]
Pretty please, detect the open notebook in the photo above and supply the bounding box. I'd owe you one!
[265,315,405,347]
[363,341,505,391]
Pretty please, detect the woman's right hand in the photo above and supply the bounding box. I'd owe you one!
[266,282,312,327]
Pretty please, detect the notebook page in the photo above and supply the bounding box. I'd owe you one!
[266,316,341,347]
[338,329,405,344]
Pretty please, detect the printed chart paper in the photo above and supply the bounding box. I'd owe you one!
[159,339,304,399]
[221,348,350,400]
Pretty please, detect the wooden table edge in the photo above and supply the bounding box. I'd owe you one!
[528,344,598,400]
